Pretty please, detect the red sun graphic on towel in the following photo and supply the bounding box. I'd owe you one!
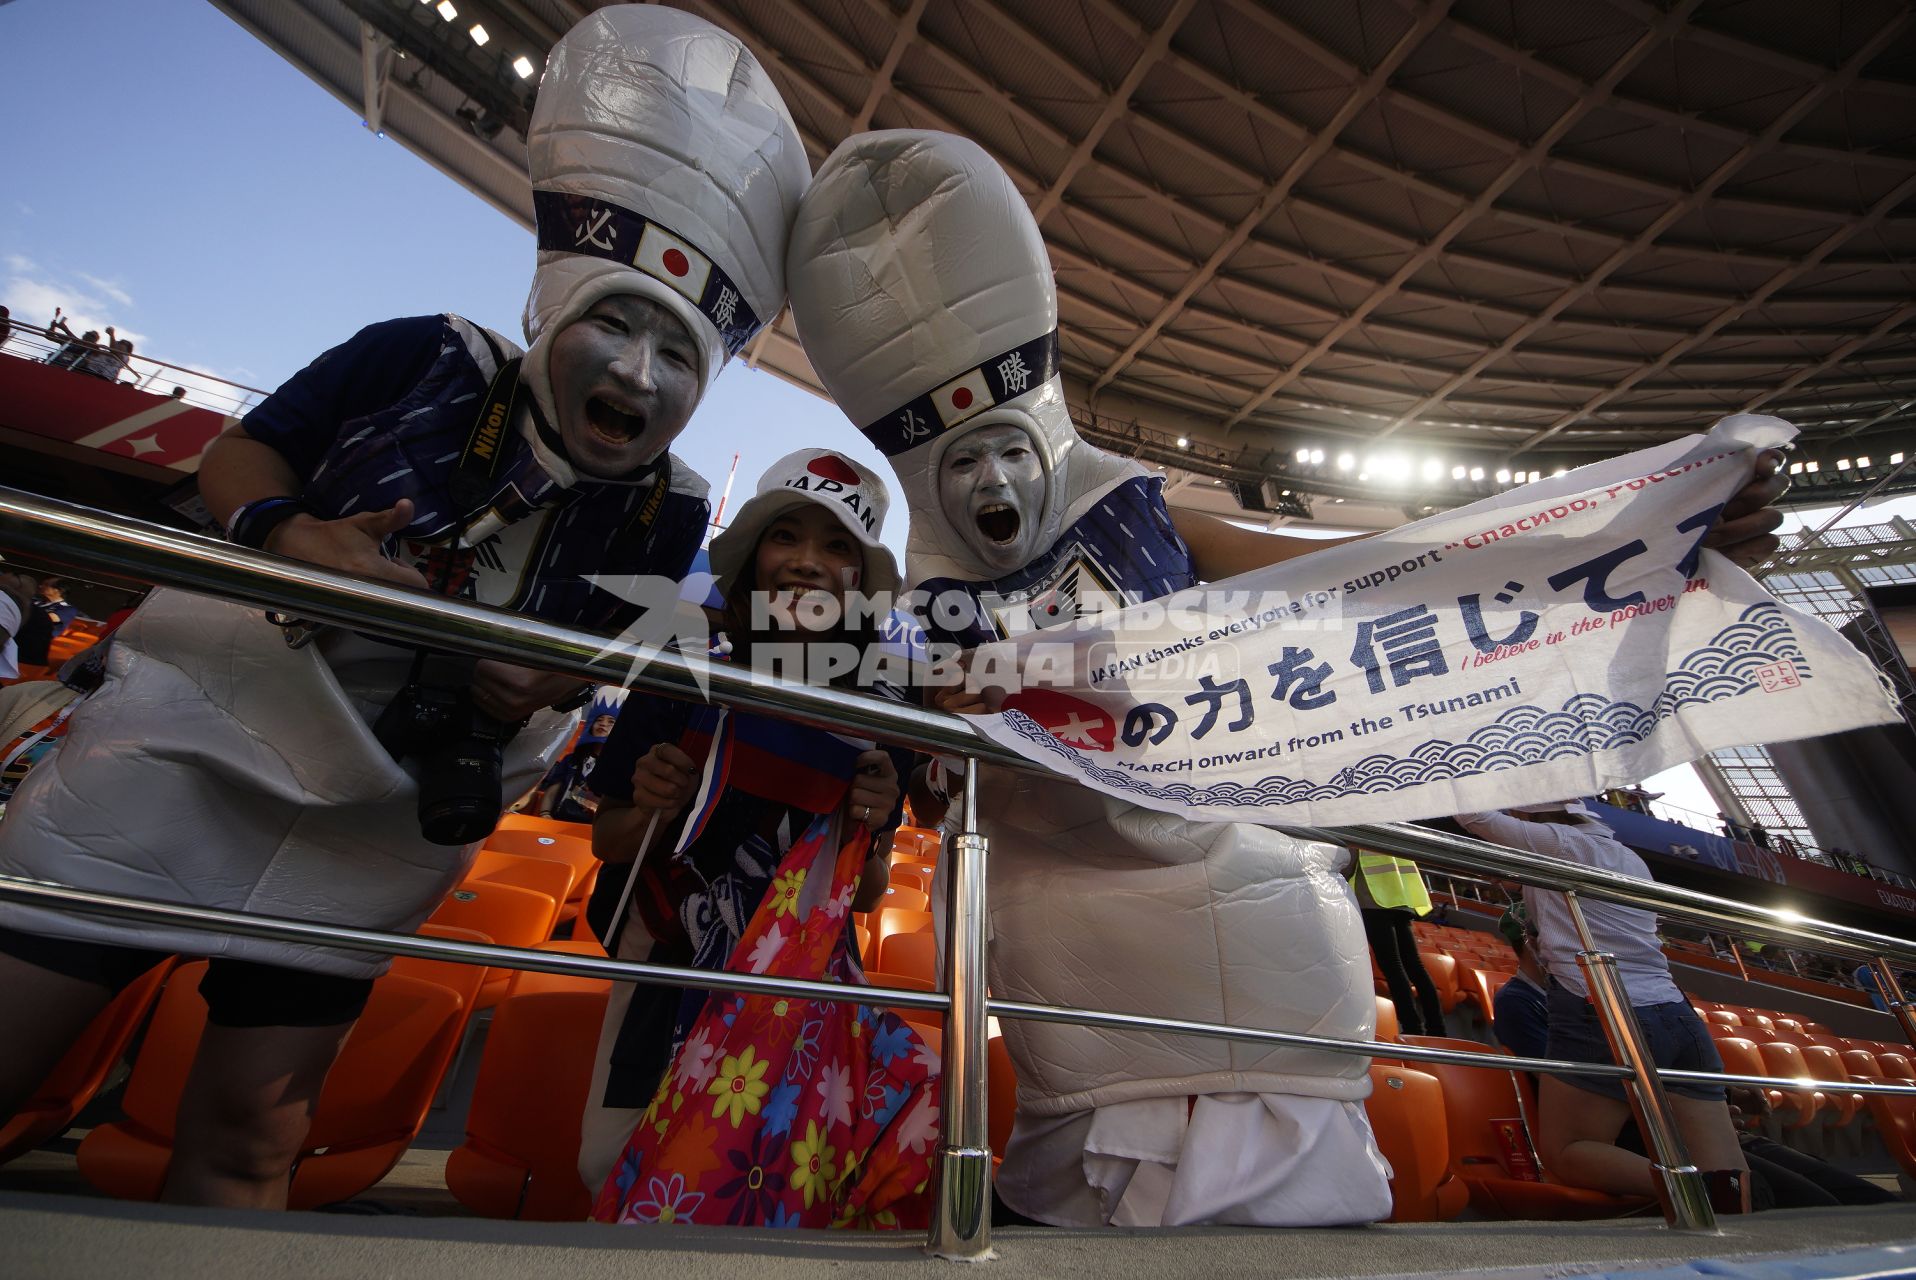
[661,248,690,277]
[950,387,974,410]
[1003,689,1116,752]
[807,455,861,485]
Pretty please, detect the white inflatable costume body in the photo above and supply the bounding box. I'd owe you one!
[0,6,810,979]
[787,131,1390,1227]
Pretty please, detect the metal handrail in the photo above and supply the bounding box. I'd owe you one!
[6,874,1912,1103]
[3,485,1914,968]
[6,485,1916,1246]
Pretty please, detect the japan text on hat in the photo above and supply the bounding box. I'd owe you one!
[519,6,810,435]
[786,130,1136,585]
[707,449,902,599]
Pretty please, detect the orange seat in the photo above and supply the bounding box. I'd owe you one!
[1364,1063,1468,1222]
[481,830,600,923]
[868,971,936,993]
[444,966,611,1220]
[1415,950,1466,1013]
[77,962,467,1207]
[855,923,873,969]
[1706,1010,1742,1028]
[1876,1052,1916,1084]
[1399,1034,1648,1220]
[877,930,938,983]
[1742,1013,1776,1034]
[0,958,174,1166]
[462,848,572,923]
[1755,1040,1830,1127]
[1373,994,1401,1044]
[1861,1090,1916,1184]
[1797,1044,1859,1127]
[870,907,933,959]
[875,883,930,914]
[887,863,935,896]
[1773,1018,1806,1038]
[427,879,563,1010]
[494,813,592,840]
[889,828,942,860]
[1714,1036,1790,1116]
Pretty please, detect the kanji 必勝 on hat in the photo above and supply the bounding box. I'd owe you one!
[708,449,902,600]
[519,6,810,473]
[785,130,1135,586]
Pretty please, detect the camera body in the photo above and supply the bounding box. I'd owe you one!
[374,652,521,846]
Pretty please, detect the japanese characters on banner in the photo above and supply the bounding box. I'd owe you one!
[959,416,1902,825]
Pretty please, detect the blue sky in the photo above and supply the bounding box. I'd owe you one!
[1,0,900,553]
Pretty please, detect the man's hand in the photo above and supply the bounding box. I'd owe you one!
[846,749,900,832]
[629,743,699,816]
[1702,448,1788,569]
[265,498,430,590]
[470,661,587,723]
[932,684,994,716]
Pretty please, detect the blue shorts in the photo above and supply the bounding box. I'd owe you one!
[1546,981,1726,1102]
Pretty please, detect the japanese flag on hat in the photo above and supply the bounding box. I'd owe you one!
[708,449,902,599]
[786,130,1137,586]
[520,6,810,456]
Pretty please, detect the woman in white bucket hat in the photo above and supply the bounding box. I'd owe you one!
[580,447,922,1202]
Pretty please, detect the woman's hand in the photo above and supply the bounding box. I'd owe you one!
[932,685,993,716]
[629,742,699,816]
[846,749,900,832]
[1701,448,1788,569]
[470,662,586,722]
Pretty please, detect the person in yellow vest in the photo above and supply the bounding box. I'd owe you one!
[1349,850,1448,1037]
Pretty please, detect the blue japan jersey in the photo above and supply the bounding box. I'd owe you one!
[917,474,1194,647]
[240,315,708,631]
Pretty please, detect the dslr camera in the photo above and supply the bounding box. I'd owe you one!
[374,651,523,846]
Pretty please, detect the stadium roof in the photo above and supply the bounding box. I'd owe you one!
[213,0,1916,520]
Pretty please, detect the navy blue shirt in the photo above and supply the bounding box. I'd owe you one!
[1493,971,1550,1059]
[241,315,708,630]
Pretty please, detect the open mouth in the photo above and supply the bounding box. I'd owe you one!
[585,396,646,446]
[975,502,1021,545]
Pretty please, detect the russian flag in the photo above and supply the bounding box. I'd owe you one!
[677,707,869,818]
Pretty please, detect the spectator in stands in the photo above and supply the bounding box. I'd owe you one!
[77,328,134,382]
[10,577,76,669]
[47,325,98,373]
[0,306,11,350]
[1351,851,1449,1037]
[169,385,187,400]
[1491,906,1549,1056]
[1745,822,1772,851]
[31,579,79,643]
[0,6,807,1213]
[580,449,913,1203]
[532,687,626,823]
[1458,803,1751,1214]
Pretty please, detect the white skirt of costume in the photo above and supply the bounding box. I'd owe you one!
[0,589,574,978]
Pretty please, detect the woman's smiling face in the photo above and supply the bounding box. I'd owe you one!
[545,293,701,478]
[754,504,864,631]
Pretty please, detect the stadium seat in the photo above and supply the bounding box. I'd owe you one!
[1399,1035,1648,1220]
[1706,1010,1742,1029]
[495,813,591,841]
[1415,950,1466,1013]
[1861,1090,1916,1185]
[0,958,174,1166]
[1364,1063,1467,1222]
[1797,1043,1859,1129]
[1753,1040,1827,1128]
[444,966,611,1220]
[481,829,600,923]
[426,880,563,1009]
[77,961,467,1207]
[1875,1051,1916,1084]
[877,930,938,984]
[1713,1036,1789,1118]
[887,862,935,896]
[1374,995,1401,1044]
[875,883,930,914]
[870,907,933,965]
[462,848,572,923]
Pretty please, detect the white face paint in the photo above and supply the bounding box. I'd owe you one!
[936,423,1048,574]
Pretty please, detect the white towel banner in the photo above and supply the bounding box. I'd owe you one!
[959,415,1902,825]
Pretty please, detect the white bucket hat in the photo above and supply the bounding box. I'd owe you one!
[707,448,902,600]
[785,130,1136,585]
[519,6,811,464]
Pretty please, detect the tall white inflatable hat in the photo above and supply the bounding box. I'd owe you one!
[785,130,1138,585]
[521,5,810,452]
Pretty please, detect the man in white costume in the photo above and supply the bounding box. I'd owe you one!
[785,131,1787,1228]
[0,6,808,1209]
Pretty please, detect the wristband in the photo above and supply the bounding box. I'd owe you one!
[227,497,314,551]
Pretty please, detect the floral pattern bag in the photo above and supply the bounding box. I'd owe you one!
[593,813,943,1229]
